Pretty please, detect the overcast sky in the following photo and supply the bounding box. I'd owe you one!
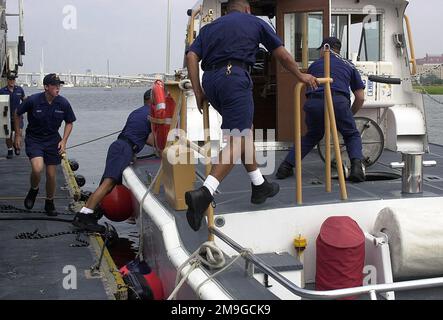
[5,0,442,75]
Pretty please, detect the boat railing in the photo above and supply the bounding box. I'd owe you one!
[209,226,443,300]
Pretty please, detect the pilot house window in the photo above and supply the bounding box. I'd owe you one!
[284,12,323,68]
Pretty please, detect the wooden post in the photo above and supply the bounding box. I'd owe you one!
[153,82,183,194]
[294,83,304,205]
[324,48,348,200]
[324,54,332,193]
[202,101,214,241]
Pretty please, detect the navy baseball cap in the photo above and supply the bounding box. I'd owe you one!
[43,73,65,86]
[7,74,17,80]
[317,37,342,51]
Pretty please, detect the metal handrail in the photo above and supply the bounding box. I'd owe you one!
[404,15,417,75]
[210,226,443,300]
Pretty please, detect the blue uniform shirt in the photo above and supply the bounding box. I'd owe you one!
[16,92,76,139]
[120,105,151,153]
[188,11,283,70]
[306,54,365,99]
[0,85,25,115]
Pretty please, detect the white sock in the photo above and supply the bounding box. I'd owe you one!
[80,207,94,215]
[203,175,220,196]
[7,148,12,151]
[249,169,265,186]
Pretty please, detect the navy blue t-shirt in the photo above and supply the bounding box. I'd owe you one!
[16,92,76,139]
[188,11,283,70]
[0,85,25,115]
[120,105,151,153]
[306,55,365,99]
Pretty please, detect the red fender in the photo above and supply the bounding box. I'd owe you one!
[150,80,176,152]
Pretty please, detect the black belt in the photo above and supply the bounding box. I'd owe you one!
[206,60,252,73]
[307,91,349,99]
[118,134,138,153]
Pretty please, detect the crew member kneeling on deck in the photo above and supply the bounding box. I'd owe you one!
[14,74,76,216]
[276,37,366,182]
[185,0,318,232]
[72,89,154,233]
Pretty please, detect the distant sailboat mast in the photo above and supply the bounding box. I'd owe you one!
[166,0,171,74]
[39,48,44,86]
[105,59,112,90]
[107,59,110,85]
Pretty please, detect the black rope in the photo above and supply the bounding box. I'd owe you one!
[66,130,122,150]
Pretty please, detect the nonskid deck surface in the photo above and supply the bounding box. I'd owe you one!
[134,143,443,215]
[0,144,110,300]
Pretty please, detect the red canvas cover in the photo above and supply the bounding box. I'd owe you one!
[316,216,365,297]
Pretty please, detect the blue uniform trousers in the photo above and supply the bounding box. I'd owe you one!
[101,139,134,184]
[285,95,363,166]
[202,66,254,133]
[25,135,62,165]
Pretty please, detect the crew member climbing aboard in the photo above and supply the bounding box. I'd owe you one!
[72,89,154,232]
[185,0,318,232]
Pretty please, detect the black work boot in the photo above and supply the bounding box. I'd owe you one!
[44,199,57,216]
[251,178,280,205]
[24,187,39,210]
[6,149,13,159]
[72,212,106,233]
[349,159,366,183]
[276,161,294,180]
[185,186,213,232]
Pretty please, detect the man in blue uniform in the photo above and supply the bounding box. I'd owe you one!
[14,73,76,216]
[276,37,366,182]
[0,74,26,159]
[72,89,154,233]
[185,0,318,231]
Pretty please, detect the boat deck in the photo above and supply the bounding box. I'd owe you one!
[0,144,120,300]
[133,143,443,300]
[134,142,443,230]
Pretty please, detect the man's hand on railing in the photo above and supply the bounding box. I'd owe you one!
[299,73,319,90]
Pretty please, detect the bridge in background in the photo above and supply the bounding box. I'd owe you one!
[17,72,164,87]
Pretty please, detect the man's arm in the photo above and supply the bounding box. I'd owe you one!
[351,89,365,115]
[272,46,318,89]
[186,51,206,113]
[58,122,74,155]
[13,111,22,150]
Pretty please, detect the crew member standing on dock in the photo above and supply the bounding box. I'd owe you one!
[72,89,154,233]
[276,37,366,182]
[185,0,318,231]
[14,73,76,216]
[1,73,26,159]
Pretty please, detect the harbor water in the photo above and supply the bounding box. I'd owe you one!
[21,87,443,267]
